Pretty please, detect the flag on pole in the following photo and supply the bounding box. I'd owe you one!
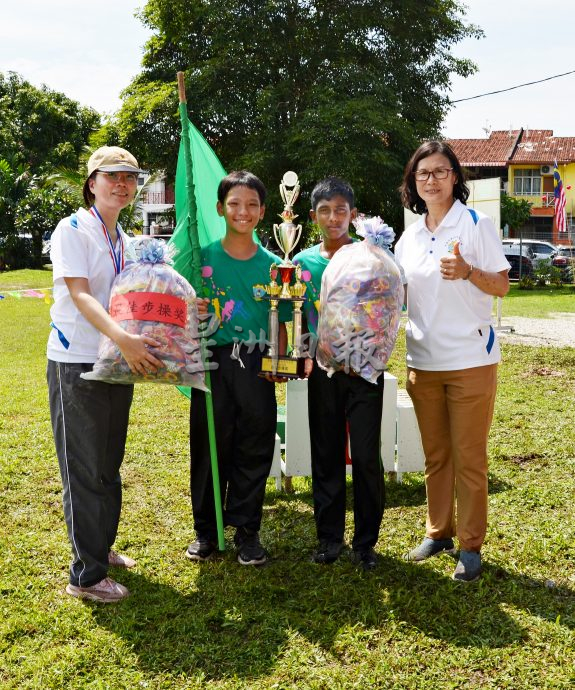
[170,115,227,284]
[554,161,567,233]
[172,75,225,551]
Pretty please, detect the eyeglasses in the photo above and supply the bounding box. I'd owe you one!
[413,167,453,182]
[99,171,138,184]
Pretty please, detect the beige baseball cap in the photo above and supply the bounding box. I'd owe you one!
[86,146,145,177]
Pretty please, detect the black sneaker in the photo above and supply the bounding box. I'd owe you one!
[234,528,268,566]
[186,538,217,562]
[352,547,378,571]
[312,540,343,564]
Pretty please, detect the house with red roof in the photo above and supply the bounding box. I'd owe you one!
[447,128,574,244]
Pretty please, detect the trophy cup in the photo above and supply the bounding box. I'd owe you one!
[259,171,307,378]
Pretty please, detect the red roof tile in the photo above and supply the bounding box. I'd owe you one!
[447,130,520,166]
[446,129,575,166]
[512,129,575,164]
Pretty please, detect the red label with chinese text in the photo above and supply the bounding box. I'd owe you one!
[110,292,188,327]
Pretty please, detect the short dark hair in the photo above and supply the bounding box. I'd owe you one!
[400,140,469,215]
[83,173,97,207]
[217,170,266,205]
[310,177,355,210]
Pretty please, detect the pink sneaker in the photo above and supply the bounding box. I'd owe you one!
[108,550,136,568]
[66,577,130,603]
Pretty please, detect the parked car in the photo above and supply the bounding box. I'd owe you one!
[42,238,52,262]
[501,239,557,268]
[551,246,575,281]
[502,244,534,281]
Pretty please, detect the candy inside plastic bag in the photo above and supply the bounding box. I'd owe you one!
[81,239,208,389]
[316,219,404,383]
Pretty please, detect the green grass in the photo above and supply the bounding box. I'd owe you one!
[498,284,575,318]
[1,270,574,689]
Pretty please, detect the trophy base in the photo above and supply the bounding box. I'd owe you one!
[259,355,307,379]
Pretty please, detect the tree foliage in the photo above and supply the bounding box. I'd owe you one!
[15,186,77,267]
[115,0,480,229]
[0,73,100,269]
[0,72,100,174]
[501,192,532,231]
[0,157,32,236]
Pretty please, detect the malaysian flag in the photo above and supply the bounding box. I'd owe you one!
[554,161,567,233]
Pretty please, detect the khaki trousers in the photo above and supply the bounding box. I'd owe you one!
[406,364,498,552]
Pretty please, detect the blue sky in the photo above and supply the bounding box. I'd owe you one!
[1,0,574,139]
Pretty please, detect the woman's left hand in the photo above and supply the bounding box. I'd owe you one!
[439,241,470,280]
[117,332,163,375]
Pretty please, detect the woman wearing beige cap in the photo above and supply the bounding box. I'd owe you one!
[47,146,162,602]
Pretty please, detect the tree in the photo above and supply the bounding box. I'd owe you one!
[0,157,32,236]
[0,72,100,174]
[0,74,101,269]
[15,186,76,267]
[501,192,532,233]
[115,0,480,231]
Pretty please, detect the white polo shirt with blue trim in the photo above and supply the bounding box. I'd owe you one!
[394,199,511,371]
[47,208,133,363]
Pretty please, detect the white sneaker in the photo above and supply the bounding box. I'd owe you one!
[66,577,130,603]
[108,550,136,568]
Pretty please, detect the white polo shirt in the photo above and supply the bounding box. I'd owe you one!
[47,208,133,363]
[394,200,510,371]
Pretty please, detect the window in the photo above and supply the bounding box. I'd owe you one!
[513,169,541,196]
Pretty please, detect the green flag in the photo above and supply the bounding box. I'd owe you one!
[170,116,227,284]
[171,98,225,551]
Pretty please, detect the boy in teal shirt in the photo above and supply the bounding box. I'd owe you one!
[187,171,288,566]
[293,177,385,571]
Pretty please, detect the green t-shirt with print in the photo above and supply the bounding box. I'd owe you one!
[292,244,329,337]
[200,240,290,347]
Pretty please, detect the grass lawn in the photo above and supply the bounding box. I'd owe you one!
[499,284,575,319]
[1,270,574,689]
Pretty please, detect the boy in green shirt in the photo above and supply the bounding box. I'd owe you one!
[187,171,287,566]
[293,177,385,570]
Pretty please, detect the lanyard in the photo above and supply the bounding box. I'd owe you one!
[90,206,124,275]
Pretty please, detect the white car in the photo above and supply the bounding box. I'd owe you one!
[501,239,557,268]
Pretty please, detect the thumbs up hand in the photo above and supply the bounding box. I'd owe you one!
[439,240,470,280]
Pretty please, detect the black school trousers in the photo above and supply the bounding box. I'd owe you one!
[47,360,133,587]
[308,363,385,551]
[189,346,276,541]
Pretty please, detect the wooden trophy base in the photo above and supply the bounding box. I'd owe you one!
[259,355,307,379]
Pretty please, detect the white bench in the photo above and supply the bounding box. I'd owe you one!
[269,434,283,491]
[269,373,425,488]
[395,389,426,481]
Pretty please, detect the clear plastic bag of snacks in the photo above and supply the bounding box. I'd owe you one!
[82,239,207,389]
[316,217,404,383]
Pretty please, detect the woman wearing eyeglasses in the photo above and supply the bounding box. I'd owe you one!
[47,147,162,602]
[395,141,510,582]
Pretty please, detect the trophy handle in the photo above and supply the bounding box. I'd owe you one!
[293,223,303,250]
[272,224,282,252]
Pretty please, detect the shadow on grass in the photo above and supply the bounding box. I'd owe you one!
[266,470,512,515]
[92,552,574,683]
[266,474,430,511]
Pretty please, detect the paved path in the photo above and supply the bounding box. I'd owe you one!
[496,312,575,348]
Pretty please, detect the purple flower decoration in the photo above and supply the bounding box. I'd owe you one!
[137,238,175,264]
[353,214,395,249]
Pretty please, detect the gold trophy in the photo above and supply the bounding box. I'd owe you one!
[259,171,307,378]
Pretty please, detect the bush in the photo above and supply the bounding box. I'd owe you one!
[0,233,34,270]
[518,274,535,290]
[533,259,563,287]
